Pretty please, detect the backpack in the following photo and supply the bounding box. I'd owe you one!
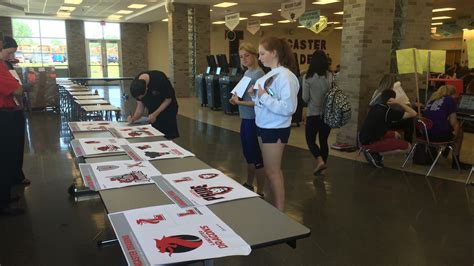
[323,79,351,128]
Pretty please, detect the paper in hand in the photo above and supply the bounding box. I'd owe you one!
[230,76,252,98]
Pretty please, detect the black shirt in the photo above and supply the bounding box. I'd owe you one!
[359,104,404,145]
[136,70,178,115]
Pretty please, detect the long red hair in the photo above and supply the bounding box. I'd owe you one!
[259,36,297,74]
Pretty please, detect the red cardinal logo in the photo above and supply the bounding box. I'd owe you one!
[155,235,203,257]
[136,214,165,225]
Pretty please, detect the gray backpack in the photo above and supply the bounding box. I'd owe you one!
[323,79,351,128]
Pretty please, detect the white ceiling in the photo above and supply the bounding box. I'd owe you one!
[0,0,471,26]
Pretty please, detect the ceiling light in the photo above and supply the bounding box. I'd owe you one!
[128,4,147,9]
[239,17,248,20]
[260,23,274,26]
[108,15,122,20]
[278,20,291,23]
[213,2,238,8]
[431,22,443,26]
[327,21,340,24]
[432,7,456,12]
[116,10,133,15]
[335,26,343,29]
[162,18,168,22]
[334,11,344,15]
[212,21,226,25]
[297,25,305,28]
[57,12,71,17]
[210,9,213,12]
[278,9,281,11]
[59,6,76,11]
[313,0,340,5]
[251,12,272,17]
[64,0,82,4]
[432,16,451,20]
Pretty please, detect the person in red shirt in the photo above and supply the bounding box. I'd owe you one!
[0,33,24,215]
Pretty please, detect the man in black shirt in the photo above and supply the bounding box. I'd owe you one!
[127,70,179,140]
[359,89,417,168]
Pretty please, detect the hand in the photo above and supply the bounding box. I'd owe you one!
[229,94,239,105]
[257,84,265,97]
[127,115,134,123]
[387,98,400,105]
[247,85,255,97]
[147,113,157,124]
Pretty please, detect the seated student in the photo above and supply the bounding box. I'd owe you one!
[360,89,417,168]
[369,74,415,142]
[422,85,471,169]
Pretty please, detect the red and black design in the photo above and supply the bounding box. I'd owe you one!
[160,143,169,148]
[198,173,219,179]
[125,162,145,168]
[96,145,120,152]
[108,171,150,183]
[145,151,170,158]
[137,144,151,150]
[173,176,192,183]
[177,209,197,217]
[190,185,233,201]
[136,214,165,225]
[85,140,100,144]
[154,235,203,257]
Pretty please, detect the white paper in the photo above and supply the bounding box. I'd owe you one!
[109,124,164,138]
[123,141,195,161]
[68,121,116,132]
[230,76,252,98]
[79,160,161,191]
[9,70,22,85]
[154,168,259,207]
[72,138,128,157]
[109,204,251,265]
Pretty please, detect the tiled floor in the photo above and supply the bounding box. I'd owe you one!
[2,86,471,265]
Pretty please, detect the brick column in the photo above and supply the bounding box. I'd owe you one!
[65,20,87,77]
[194,5,211,78]
[121,23,148,78]
[0,16,12,36]
[337,0,396,145]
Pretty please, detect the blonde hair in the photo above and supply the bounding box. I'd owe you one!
[239,42,258,56]
[428,85,456,102]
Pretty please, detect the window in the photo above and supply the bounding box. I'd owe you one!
[12,19,68,68]
[84,22,120,40]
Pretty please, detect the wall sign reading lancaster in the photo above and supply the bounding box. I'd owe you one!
[287,38,327,65]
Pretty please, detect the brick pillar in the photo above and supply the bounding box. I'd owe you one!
[337,0,396,145]
[0,16,12,36]
[65,20,87,77]
[168,3,210,97]
[121,23,148,78]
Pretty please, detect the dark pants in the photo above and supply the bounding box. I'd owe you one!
[152,110,179,140]
[389,117,415,143]
[305,115,331,162]
[0,110,23,207]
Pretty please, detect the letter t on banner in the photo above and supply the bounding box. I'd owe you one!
[225,13,240,31]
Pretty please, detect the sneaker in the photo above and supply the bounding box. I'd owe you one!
[242,182,254,191]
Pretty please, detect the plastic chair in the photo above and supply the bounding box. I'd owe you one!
[401,117,460,176]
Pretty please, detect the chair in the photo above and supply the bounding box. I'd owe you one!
[401,117,460,176]
[466,166,473,185]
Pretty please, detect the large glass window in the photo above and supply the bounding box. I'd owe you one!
[12,19,68,68]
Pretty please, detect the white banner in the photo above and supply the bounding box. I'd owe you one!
[281,0,305,21]
[225,12,240,31]
[79,160,161,191]
[123,140,195,161]
[109,124,164,138]
[71,138,128,157]
[153,168,259,208]
[109,204,251,265]
[68,121,116,132]
[247,18,260,35]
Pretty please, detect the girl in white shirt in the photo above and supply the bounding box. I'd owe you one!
[250,36,299,211]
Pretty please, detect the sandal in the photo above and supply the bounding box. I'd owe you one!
[313,164,327,176]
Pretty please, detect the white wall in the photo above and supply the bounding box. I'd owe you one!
[429,38,463,51]
[147,21,169,76]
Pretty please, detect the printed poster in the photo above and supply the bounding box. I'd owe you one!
[419,49,446,73]
[152,168,259,208]
[396,48,423,74]
[109,204,251,265]
[109,124,164,138]
[69,121,116,132]
[123,141,195,161]
[79,160,161,191]
[71,138,128,157]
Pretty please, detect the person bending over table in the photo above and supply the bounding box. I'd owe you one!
[422,85,471,170]
[359,89,417,168]
[128,70,179,140]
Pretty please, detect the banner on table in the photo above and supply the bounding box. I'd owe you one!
[109,124,164,138]
[68,121,116,132]
[123,141,194,161]
[71,138,128,157]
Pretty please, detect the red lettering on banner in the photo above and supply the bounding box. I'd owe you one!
[84,175,95,190]
[122,235,143,266]
[199,225,228,249]
[74,147,82,155]
[171,149,183,155]
[168,191,187,207]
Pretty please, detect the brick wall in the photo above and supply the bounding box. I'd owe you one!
[0,16,12,36]
[121,23,148,78]
[65,20,87,77]
[337,0,396,145]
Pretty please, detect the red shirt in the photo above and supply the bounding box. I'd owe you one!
[0,62,20,109]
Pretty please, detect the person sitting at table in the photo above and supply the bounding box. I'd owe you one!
[360,89,417,168]
[422,85,471,169]
[128,70,179,140]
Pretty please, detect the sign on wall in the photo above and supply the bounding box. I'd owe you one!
[299,10,320,29]
[287,38,328,66]
[281,0,305,21]
[225,13,240,31]
[247,19,261,35]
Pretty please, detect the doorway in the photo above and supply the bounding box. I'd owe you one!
[86,40,121,78]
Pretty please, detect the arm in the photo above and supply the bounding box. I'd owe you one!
[388,98,417,119]
[448,112,460,137]
[128,101,145,123]
[229,94,255,107]
[258,73,299,116]
[149,98,172,119]
[302,76,310,103]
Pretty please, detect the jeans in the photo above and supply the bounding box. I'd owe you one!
[305,115,331,162]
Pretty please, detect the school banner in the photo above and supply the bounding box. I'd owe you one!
[281,0,305,21]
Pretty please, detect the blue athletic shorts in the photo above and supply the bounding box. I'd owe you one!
[240,119,264,169]
[257,126,291,144]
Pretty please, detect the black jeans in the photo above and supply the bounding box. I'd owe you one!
[389,117,414,143]
[305,115,331,162]
[0,110,23,207]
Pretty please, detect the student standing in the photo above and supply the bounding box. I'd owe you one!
[251,37,299,211]
[128,70,179,140]
[302,50,332,176]
[229,43,266,197]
